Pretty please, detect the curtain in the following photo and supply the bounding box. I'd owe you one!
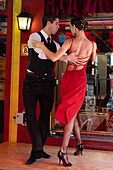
[45,0,113,15]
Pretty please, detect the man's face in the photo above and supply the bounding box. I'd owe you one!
[49,18,60,35]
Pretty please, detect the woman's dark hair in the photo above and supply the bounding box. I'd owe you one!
[42,13,59,28]
[71,16,88,31]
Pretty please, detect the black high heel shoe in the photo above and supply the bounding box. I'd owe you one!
[74,143,84,156]
[57,150,72,167]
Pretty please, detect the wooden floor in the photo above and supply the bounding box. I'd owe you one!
[0,142,113,169]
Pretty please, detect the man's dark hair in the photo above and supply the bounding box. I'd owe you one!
[42,13,59,28]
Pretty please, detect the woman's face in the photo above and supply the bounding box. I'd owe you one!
[70,23,75,36]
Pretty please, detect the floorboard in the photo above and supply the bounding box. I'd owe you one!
[0,142,113,169]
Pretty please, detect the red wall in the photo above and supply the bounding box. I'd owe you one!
[17,0,44,143]
[4,0,44,142]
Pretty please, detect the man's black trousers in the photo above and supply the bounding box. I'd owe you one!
[23,74,56,151]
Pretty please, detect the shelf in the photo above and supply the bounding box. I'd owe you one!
[0,33,7,36]
[0,90,4,100]
[0,69,5,71]
[0,12,7,16]
[0,14,7,102]
[87,65,96,68]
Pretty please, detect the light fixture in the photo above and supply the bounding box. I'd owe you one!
[17,7,32,32]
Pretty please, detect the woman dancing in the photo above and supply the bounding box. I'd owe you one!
[32,16,97,167]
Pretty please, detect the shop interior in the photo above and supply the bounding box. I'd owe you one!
[52,13,113,135]
[0,0,113,145]
[1,1,113,169]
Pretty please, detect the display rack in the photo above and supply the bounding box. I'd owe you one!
[0,13,7,141]
[0,14,7,101]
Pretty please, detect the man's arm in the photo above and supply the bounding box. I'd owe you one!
[28,32,47,59]
[48,40,94,65]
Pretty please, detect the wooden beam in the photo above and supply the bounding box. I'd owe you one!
[92,30,113,51]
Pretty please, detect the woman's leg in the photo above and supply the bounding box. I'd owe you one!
[58,115,76,165]
[73,117,81,146]
[61,115,76,153]
[73,116,84,154]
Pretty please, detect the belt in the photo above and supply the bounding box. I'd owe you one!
[27,71,48,80]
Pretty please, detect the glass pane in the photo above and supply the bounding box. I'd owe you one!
[18,17,27,30]
[54,21,113,134]
[27,18,31,30]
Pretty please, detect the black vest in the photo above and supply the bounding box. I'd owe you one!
[28,32,57,79]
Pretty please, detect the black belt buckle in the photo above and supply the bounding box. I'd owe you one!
[42,73,48,80]
[42,74,48,80]
[27,71,39,78]
[27,71,48,80]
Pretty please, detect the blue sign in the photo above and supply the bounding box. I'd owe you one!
[59,34,66,43]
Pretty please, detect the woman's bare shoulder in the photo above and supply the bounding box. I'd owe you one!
[83,39,96,49]
[91,41,97,50]
[93,41,97,47]
[64,38,72,44]
[62,38,73,48]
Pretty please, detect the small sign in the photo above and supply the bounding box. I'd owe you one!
[59,34,66,43]
[21,43,28,56]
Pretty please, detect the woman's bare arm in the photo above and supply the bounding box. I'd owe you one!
[32,39,97,65]
[91,42,97,62]
[32,39,71,62]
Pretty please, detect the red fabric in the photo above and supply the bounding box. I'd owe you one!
[55,39,94,126]
[17,0,44,143]
[45,0,113,15]
[55,67,87,126]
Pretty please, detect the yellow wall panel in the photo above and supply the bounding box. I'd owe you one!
[9,0,22,142]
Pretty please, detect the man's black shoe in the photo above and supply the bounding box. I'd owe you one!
[25,150,43,165]
[42,151,51,158]
[26,156,36,165]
